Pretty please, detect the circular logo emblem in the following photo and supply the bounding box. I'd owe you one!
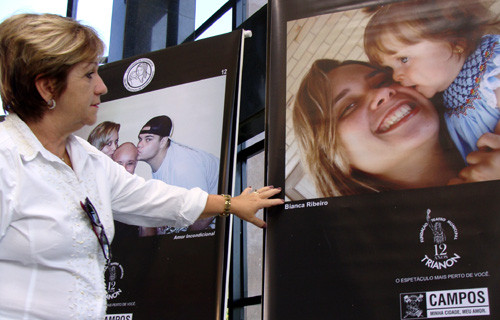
[123,58,155,92]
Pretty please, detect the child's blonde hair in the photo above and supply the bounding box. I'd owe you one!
[364,0,498,65]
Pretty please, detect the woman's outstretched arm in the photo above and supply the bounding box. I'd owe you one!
[199,186,284,228]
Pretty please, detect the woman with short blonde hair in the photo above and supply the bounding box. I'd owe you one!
[0,13,104,122]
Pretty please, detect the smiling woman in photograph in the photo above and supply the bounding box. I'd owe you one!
[293,59,500,197]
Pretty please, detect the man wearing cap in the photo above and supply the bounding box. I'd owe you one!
[137,115,219,233]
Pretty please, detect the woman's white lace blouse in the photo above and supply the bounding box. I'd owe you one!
[0,114,208,319]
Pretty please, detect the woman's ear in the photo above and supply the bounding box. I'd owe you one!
[34,75,56,102]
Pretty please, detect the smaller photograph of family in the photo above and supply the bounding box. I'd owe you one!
[76,75,226,236]
[285,0,500,201]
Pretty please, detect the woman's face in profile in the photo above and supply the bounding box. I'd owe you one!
[55,61,108,129]
[101,130,119,157]
[327,63,439,177]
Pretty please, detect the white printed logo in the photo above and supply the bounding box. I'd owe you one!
[105,261,125,300]
[123,58,155,92]
[420,209,460,270]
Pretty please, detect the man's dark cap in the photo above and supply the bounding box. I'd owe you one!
[140,115,172,137]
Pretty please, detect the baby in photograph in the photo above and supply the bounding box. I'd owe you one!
[363,0,500,160]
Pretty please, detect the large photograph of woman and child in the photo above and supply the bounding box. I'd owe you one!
[285,0,500,200]
[265,0,500,319]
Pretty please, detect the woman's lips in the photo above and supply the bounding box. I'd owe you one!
[376,102,417,133]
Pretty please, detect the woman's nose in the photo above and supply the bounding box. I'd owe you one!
[96,74,108,95]
[369,87,396,110]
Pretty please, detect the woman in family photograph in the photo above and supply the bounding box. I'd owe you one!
[87,120,120,157]
[293,59,500,197]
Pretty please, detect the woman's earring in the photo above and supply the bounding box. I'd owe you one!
[47,99,56,110]
[455,47,464,54]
